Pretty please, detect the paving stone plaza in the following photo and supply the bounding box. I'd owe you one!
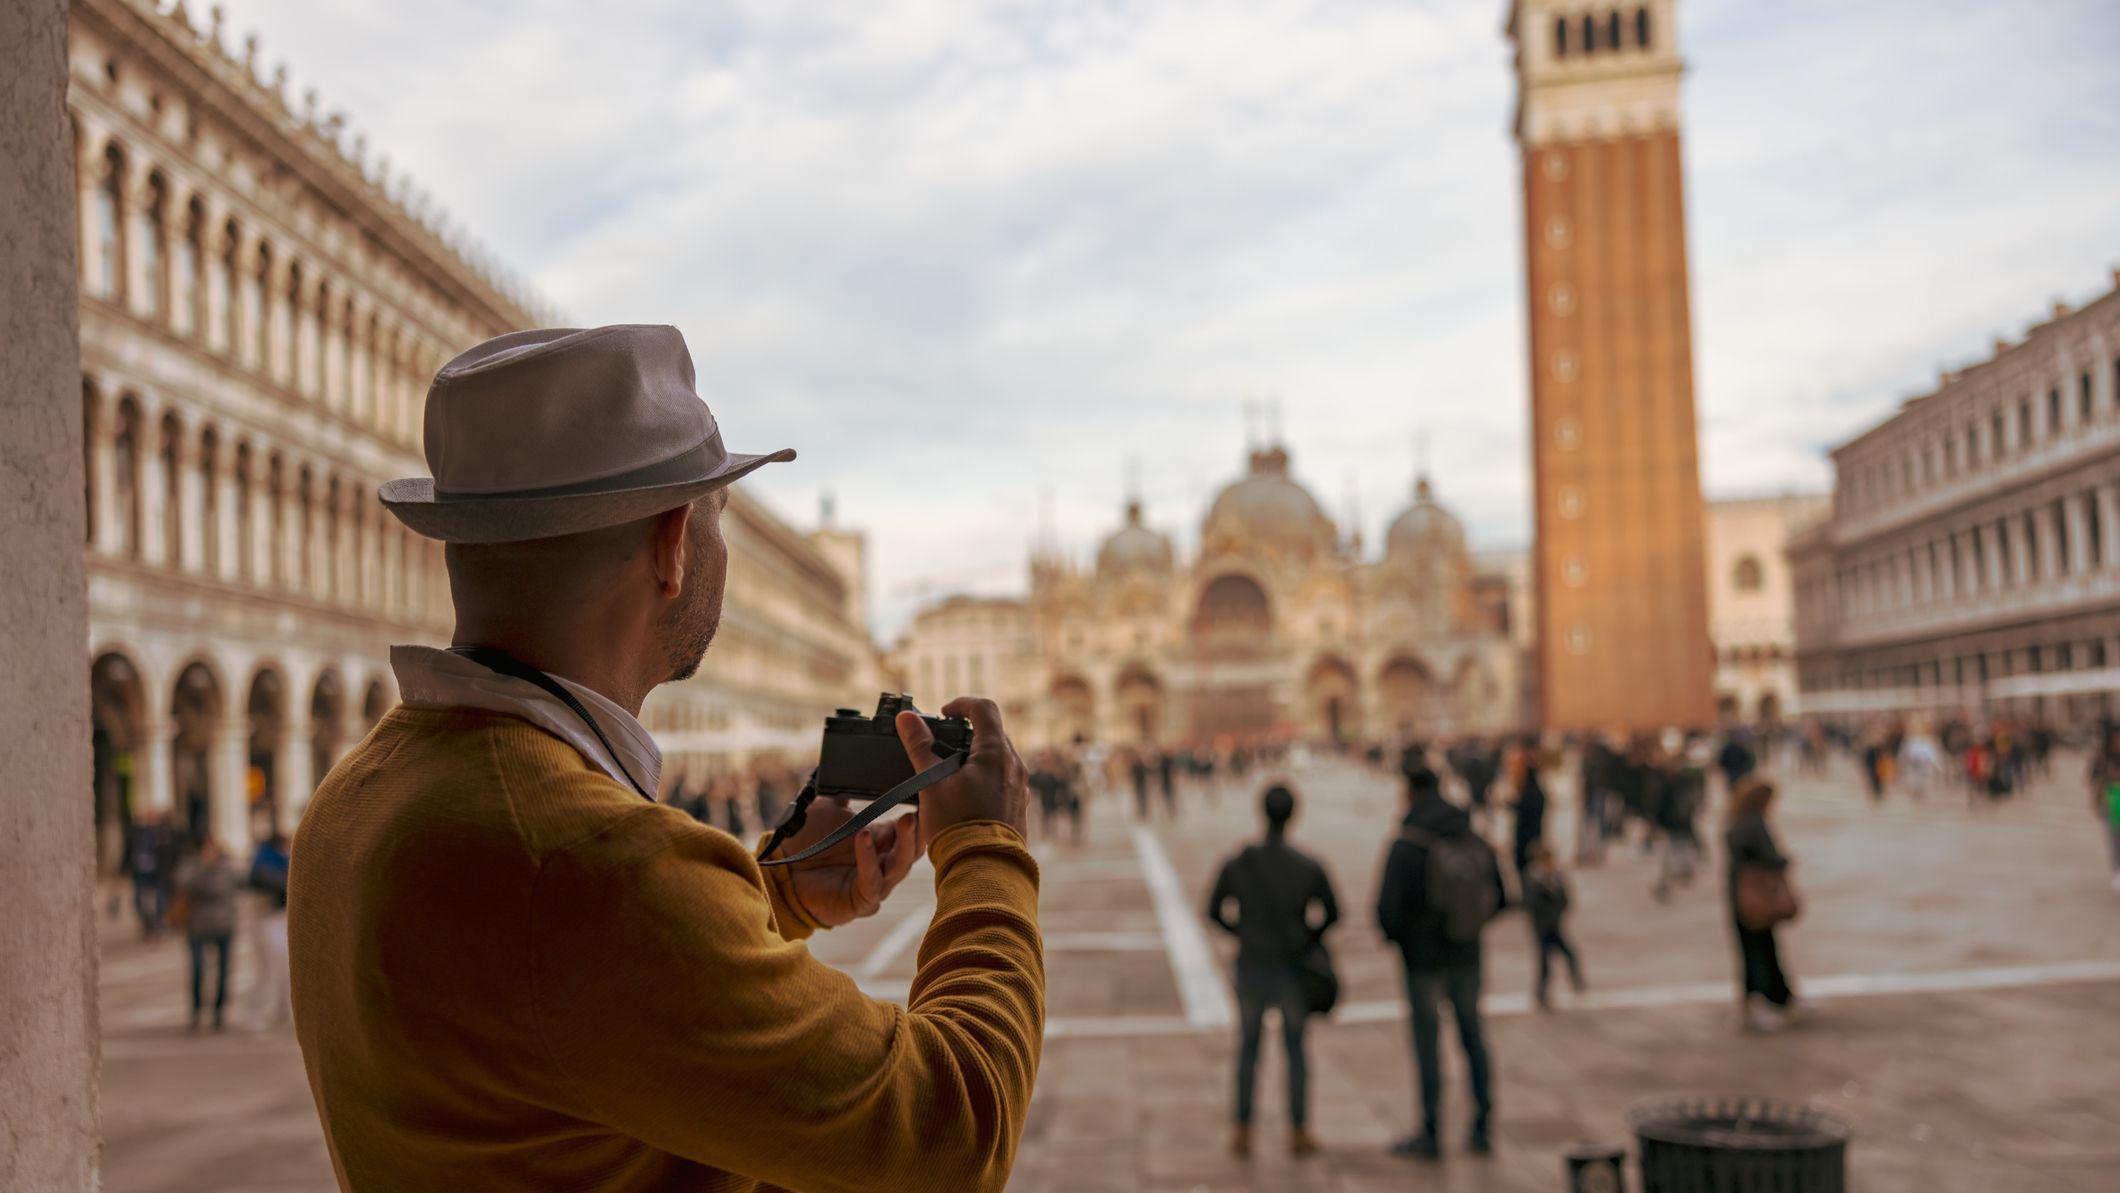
[100,752,2120,1192]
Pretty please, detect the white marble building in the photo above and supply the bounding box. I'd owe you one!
[1792,271,2120,726]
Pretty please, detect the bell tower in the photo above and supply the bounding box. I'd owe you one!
[1508,1,1713,731]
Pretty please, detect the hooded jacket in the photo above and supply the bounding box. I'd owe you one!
[1374,793,1506,971]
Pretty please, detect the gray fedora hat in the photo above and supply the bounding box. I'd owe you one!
[380,324,794,544]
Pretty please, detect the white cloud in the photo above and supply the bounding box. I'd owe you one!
[226,0,2120,634]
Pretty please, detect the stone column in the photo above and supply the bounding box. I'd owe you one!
[281,710,315,825]
[140,718,176,815]
[214,450,240,583]
[2065,496,2089,579]
[139,409,169,568]
[118,168,152,320]
[213,724,253,856]
[347,308,370,425]
[0,1,98,1179]
[87,384,119,558]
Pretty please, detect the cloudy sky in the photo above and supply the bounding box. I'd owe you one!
[231,0,2120,636]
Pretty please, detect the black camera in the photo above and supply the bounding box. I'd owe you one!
[814,694,973,801]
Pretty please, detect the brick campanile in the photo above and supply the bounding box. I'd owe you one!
[1508,1,1714,732]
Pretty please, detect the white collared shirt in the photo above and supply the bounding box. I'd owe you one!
[390,645,663,800]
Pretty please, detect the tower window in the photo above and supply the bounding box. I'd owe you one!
[1636,7,1652,47]
[1582,13,1597,52]
[1554,16,1568,58]
[1608,10,1623,49]
[2048,388,2061,433]
[1733,555,1765,593]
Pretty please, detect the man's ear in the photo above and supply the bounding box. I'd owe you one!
[650,502,692,598]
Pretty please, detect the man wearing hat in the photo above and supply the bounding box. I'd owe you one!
[287,326,1043,1192]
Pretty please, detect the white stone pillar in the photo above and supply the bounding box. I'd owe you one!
[215,454,240,582]
[178,434,205,574]
[139,413,169,567]
[213,723,252,855]
[140,718,176,814]
[2065,496,2089,578]
[281,711,315,824]
[89,390,119,558]
[118,172,151,320]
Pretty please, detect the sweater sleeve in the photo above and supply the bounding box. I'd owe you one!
[528,815,1043,1193]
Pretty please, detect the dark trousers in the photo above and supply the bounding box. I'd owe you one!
[1233,966,1309,1126]
[132,873,166,934]
[1403,963,1492,1135]
[188,933,232,1021]
[1734,920,1792,1006]
[1535,933,1582,1003]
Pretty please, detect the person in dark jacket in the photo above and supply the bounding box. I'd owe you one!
[1508,751,1547,890]
[1375,766,1507,1160]
[1725,777,1805,1032]
[1206,785,1339,1159]
[1521,843,1583,1009]
[176,837,239,1032]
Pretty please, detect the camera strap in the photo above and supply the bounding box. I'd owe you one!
[446,646,655,803]
[757,749,965,868]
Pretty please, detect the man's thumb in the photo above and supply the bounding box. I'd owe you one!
[896,710,939,770]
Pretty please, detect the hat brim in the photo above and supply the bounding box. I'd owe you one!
[379,447,795,544]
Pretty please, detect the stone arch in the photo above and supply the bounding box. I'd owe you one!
[91,651,151,876]
[362,677,391,731]
[92,140,126,298]
[170,657,224,847]
[1112,663,1165,744]
[1049,675,1096,745]
[246,664,290,843]
[138,169,168,320]
[310,669,347,798]
[1191,571,1272,661]
[1305,655,1359,744]
[1377,655,1437,737]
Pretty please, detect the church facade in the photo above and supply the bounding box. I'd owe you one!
[893,442,1526,749]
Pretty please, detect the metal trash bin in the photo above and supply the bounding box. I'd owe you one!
[1628,1095,1851,1193]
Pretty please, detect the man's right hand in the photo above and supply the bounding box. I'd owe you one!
[897,698,1030,842]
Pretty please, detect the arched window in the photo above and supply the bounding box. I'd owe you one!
[198,428,219,574]
[219,220,240,356]
[298,465,314,590]
[1607,10,1622,49]
[1553,15,1568,57]
[94,145,125,298]
[175,197,203,336]
[160,412,182,565]
[82,380,98,544]
[1636,6,1652,47]
[280,262,302,386]
[1581,13,1598,52]
[1732,554,1765,593]
[113,397,142,559]
[265,452,285,586]
[137,173,166,319]
[233,443,254,581]
[249,242,271,368]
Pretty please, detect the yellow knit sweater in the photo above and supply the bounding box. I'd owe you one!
[288,706,1044,1192]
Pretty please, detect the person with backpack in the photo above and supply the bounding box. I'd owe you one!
[1205,785,1340,1159]
[1375,764,1506,1160]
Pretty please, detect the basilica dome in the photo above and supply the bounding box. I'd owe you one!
[1201,445,1336,560]
[1384,477,1468,565]
[1097,500,1175,579]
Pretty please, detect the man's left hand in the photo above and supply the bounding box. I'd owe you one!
[776,800,924,928]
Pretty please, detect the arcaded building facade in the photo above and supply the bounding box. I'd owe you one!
[893,443,1524,749]
[1508,0,1714,731]
[75,0,879,873]
[1705,494,1830,722]
[1791,275,2120,726]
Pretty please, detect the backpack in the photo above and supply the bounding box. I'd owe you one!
[1404,828,1499,943]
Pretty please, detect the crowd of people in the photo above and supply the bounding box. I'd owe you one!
[116,812,292,1034]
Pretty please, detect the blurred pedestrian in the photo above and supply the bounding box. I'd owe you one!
[1509,750,1547,890]
[1130,750,1152,821]
[2087,727,2120,893]
[245,832,293,1030]
[1725,778,1806,1033]
[1377,765,1505,1160]
[1899,728,1942,802]
[1522,844,1584,1010]
[128,810,173,938]
[1158,750,1178,818]
[175,837,238,1033]
[1206,785,1339,1159]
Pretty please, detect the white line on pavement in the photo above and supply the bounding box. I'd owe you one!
[1043,957,2120,1040]
[1130,825,1234,1029]
[856,902,933,980]
[1042,930,1167,952]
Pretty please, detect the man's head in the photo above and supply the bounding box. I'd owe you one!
[1403,764,1440,804]
[1261,784,1296,833]
[445,487,730,706]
